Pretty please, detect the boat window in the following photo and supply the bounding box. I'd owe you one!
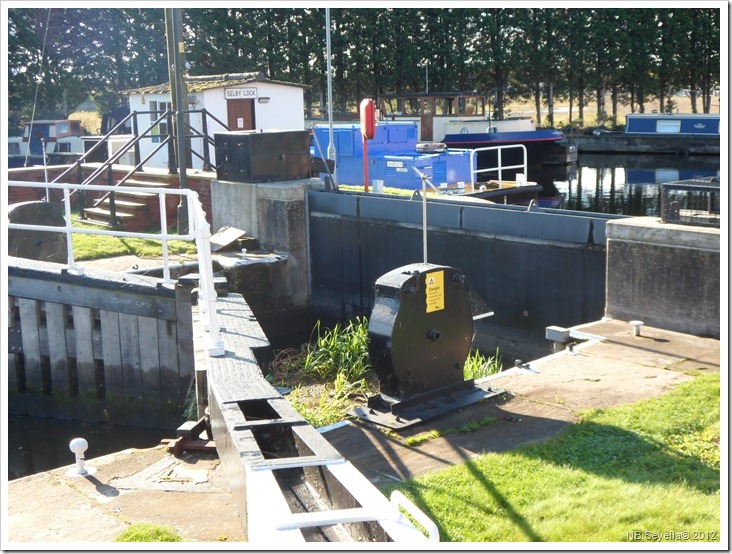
[656,120,681,133]
[382,98,401,116]
[434,98,449,115]
[56,122,69,135]
[8,143,20,155]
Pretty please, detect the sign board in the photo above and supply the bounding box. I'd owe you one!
[225,88,258,100]
[425,270,445,313]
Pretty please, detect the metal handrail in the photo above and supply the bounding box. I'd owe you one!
[469,144,528,185]
[7,179,225,357]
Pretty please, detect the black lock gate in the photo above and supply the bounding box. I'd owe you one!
[351,263,505,429]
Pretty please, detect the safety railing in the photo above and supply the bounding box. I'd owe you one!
[469,144,528,185]
[8,179,225,357]
[660,177,720,228]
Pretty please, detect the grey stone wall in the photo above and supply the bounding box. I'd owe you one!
[605,217,720,338]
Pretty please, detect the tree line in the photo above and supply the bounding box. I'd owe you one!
[7,7,721,134]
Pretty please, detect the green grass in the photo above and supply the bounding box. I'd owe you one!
[71,220,197,261]
[405,416,500,447]
[390,372,720,542]
[115,523,182,542]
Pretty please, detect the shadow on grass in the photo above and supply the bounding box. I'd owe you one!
[521,421,719,494]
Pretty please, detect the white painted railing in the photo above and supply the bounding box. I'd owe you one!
[7,180,225,356]
[469,144,528,185]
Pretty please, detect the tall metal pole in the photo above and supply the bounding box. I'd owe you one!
[165,8,188,233]
[326,8,336,171]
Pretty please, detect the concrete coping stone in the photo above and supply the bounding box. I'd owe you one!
[606,216,719,251]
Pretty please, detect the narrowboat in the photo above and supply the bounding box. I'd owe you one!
[570,113,720,156]
[377,92,576,169]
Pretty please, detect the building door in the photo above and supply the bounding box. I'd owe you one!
[227,99,255,131]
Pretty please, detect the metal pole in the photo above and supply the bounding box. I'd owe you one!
[166,8,188,233]
[326,8,336,173]
[422,173,428,264]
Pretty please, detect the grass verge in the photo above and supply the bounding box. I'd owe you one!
[71,220,197,261]
[389,372,720,542]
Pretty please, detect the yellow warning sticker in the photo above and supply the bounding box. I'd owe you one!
[425,270,445,313]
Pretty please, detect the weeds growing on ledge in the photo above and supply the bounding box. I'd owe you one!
[268,317,503,428]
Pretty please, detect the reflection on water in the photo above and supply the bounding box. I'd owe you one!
[531,154,720,216]
[8,415,168,480]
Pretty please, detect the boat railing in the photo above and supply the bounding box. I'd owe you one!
[7,179,225,357]
[469,144,528,186]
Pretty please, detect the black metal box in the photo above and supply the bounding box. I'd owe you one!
[214,130,311,183]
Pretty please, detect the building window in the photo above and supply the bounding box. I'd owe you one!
[149,100,172,143]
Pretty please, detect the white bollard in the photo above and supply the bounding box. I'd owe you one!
[629,320,644,337]
[67,437,96,477]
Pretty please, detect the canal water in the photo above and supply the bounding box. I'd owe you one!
[533,153,720,215]
[7,153,720,481]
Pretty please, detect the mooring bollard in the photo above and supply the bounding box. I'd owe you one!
[629,320,644,337]
[67,437,96,477]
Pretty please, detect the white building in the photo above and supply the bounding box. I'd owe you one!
[120,71,307,171]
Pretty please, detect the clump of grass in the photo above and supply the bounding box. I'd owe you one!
[115,523,182,542]
[270,317,374,427]
[464,347,502,380]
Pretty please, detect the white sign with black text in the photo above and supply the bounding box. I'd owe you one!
[225,88,258,100]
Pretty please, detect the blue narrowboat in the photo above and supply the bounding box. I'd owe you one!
[625,113,720,136]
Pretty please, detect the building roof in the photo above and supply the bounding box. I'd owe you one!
[120,71,308,95]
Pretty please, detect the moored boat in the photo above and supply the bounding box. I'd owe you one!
[570,113,720,156]
[377,92,576,169]
[8,119,86,168]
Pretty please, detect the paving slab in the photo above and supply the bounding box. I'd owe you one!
[5,445,246,545]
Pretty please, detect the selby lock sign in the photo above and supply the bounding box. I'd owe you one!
[225,87,258,100]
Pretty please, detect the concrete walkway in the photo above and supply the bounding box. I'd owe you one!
[4,318,719,545]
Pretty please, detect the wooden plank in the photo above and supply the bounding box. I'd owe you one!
[138,315,161,399]
[119,312,142,398]
[71,305,96,396]
[45,301,70,394]
[100,310,124,395]
[8,353,18,392]
[18,298,42,392]
[9,275,177,320]
[157,318,180,401]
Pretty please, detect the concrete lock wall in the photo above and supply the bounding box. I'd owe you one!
[306,191,617,362]
[605,218,720,338]
[211,178,323,312]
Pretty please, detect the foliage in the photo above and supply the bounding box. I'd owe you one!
[67,110,102,135]
[269,317,374,428]
[463,347,502,380]
[390,373,720,542]
[7,8,721,125]
[115,523,182,542]
[71,220,197,261]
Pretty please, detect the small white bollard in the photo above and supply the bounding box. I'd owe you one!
[67,437,96,477]
[629,320,644,337]
[373,179,384,194]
